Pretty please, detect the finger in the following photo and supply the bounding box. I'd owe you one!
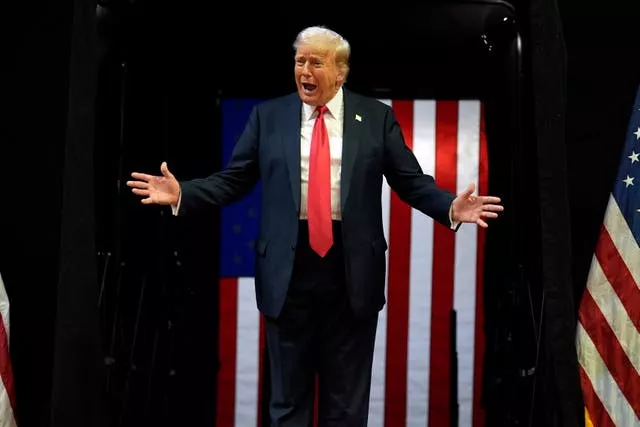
[483,204,504,211]
[160,162,174,179]
[477,218,488,228]
[126,180,149,189]
[141,197,154,205]
[131,188,150,197]
[481,196,501,204]
[481,212,499,219]
[131,172,155,182]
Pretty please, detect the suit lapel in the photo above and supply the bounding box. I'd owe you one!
[282,95,302,213]
[340,89,362,211]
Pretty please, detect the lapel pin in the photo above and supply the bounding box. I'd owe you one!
[355,114,362,122]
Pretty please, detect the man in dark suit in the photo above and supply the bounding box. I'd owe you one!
[127,26,503,426]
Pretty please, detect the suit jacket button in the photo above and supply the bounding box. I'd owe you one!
[291,244,296,251]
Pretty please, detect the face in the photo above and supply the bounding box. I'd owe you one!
[294,44,345,106]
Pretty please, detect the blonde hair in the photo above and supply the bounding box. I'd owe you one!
[293,26,351,80]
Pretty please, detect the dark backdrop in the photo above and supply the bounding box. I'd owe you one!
[1,1,639,426]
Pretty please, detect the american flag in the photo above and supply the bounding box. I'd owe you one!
[215,97,489,427]
[576,85,640,427]
[0,273,17,427]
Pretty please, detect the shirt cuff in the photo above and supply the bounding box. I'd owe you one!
[171,191,181,216]
[449,205,460,230]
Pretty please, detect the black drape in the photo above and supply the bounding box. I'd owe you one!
[0,0,105,426]
[524,0,584,425]
[1,2,70,423]
[49,0,106,425]
[92,0,222,425]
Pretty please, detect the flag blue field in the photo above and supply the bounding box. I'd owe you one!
[219,98,263,278]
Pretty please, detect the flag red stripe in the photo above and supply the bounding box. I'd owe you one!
[579,364,617,427]
[428,100,458,427]
[0,314,16,415]
[594,226,640,333]
[217,278,239,427]
[579,290,640,419]
[384,100,413,427]
[473,104,487,427]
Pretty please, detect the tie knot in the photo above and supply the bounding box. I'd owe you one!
[316,105,328,116]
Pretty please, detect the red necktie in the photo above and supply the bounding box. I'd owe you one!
[308,105,333,257]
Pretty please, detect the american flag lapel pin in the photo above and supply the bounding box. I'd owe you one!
[355,114,362,122]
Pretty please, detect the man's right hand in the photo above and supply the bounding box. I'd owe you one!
[127,161,180,206]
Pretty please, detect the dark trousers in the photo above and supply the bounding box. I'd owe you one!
[265,221,378,427]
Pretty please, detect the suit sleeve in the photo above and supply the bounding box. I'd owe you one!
[382,106,458,229]
[177,106,260,215]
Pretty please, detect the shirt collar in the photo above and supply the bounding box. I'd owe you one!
[302,86,343,121]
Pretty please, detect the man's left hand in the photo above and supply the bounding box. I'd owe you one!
[451,183,504,228]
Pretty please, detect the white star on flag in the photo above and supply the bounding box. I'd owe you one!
[623,175,634,187]
[634,126,640,139]
[629,151,640,163]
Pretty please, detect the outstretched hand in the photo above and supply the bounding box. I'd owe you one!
[126,162,181,206]
[451,183,503,228]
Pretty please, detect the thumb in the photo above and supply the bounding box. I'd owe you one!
[160,161,174,179]
[460,182,475,198]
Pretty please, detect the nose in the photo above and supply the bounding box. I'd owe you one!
[301,62,312,76]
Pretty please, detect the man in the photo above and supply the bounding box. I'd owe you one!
[127,26,503,426]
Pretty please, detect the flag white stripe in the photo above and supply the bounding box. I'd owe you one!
[602,196,640,287]
[407,100,436,426]
[587,259,640,375]
[0,383,17,427]
[577,322,639,426]
[454,100,481,427]
[0,277,10,345]
[368,99,393,426]
[235,277,260,426]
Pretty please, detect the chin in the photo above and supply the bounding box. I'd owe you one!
[297,91,320,106]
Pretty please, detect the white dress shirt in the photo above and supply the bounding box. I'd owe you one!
[299,87,344,220]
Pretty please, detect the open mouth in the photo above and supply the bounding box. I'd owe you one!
[301,83,317,94]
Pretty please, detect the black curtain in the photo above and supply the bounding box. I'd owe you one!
[0,0,105,426]
[521,0,584,425]
[93,0,222,425]
[50,0,105,424]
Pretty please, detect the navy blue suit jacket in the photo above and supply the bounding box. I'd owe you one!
[178,89,456,318]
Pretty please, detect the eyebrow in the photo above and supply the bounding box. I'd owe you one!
[296,55,324,62]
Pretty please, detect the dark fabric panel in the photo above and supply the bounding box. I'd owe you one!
[527,0,583,425]
[49,0,106,425]
[0,0,105,425]
[0,0,73,425]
